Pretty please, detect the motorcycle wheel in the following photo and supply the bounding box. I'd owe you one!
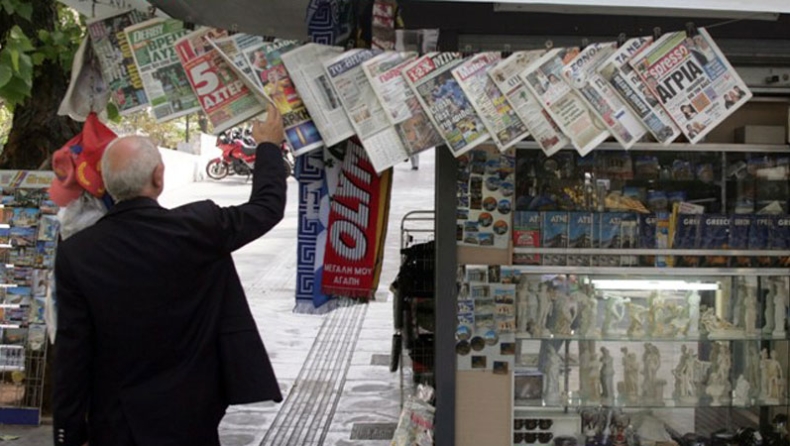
[206,159,229,179]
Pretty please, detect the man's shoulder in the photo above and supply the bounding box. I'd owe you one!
[170,199,219,217]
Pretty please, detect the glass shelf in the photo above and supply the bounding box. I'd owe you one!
[514,332,789,342]
[514,396,790,409]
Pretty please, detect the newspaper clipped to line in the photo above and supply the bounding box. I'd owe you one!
[281,43,355,148]
[125,18,201,123]
[240,40,324,156]
[563,42,648,150]
[174,28,266,134]
[87,9,148,115]
[404,52,490,157]
[630,28,752,144]
[452,53,530,152]
[489,51,569,157]
[324,49,408,173]
[597,36,681,146]
[362,51,444,155]
[521,48,609,156]
[209,33,266,94]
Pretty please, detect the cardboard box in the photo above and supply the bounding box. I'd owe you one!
[734,125,786,145]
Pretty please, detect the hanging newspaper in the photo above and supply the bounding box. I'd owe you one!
[86,9,148,115]
[521,48,609,156]
[208,33,266,94]
[281,43,355,148]
[124,18,201,123]
[597,36,681,146]
[240,40,324,156]
[452,53,530,152]
[362,51,444,155]
[630,28,752,144]
[489,51,569,157]
[404,53,490,157]
[563,42,648,150]
[324,49,408,173]
[174,28,266,134]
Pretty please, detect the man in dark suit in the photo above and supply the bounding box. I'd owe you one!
[53,104,287,446]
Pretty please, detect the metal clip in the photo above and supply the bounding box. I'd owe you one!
[653,26,662,41]
[685,22,697,37]
[501,44,512,59]
[617,32,626,48]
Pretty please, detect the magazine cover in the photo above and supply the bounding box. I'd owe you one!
[597,37,681,145]
[629,28,752,144]
[512,211,541,265]
[281,43,355,148]
[404,52,491,157]
[452,53,530,152]
[521,48,609,156]
[324,49,409,173]
[489,51,569,157]
[209,33,266,94]
[563,42,648,150]
[243,40,324,156]
[125,18,201,122]
[86,9,148,115]
[363,51,444,155]
[174,28,266,134]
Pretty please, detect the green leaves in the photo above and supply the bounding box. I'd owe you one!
[1,0,31,21]
[0,25,35,109]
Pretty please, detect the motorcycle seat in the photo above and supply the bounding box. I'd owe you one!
[240,145,257,156]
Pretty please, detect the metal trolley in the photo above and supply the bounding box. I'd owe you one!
[393,210,436,407]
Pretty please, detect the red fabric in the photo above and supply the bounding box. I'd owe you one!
[321,140,385,299]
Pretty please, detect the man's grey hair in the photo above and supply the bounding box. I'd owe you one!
[101,135,162,202]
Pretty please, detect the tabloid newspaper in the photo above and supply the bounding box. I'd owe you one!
[324,49,409,173]
[629,28,752,144]
[281,43,355,148]
[452,53,530,152]
[521,47,609,156]
[489,51,570,157]
[124,18,201,123]
[174,28,266,134]
[562,42,648,150]
[208,33,266,94]
[403,52,490,157]
[86,10,148,115]
[597,37,681,146]
[241,40,324,156]
[362,51,444,155]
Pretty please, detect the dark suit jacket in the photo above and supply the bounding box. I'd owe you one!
[53,142,287,446]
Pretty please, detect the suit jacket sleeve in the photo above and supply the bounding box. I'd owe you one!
[53,249,93,446]
[214,142,287,253]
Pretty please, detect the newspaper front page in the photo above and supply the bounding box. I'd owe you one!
[563,42,648,150]
[209,33,266,94]
[125,18,201,123]
[242,40,324,156]
[362,51,444,155]
[489,51,569,156]
[597,36,681,146]
[452,53,530,152]
[630,28,752,144]
[87,10,148,115]
[174,28,266,134]
[324,49,408,172]
[281,43,355,148]
[404,52,490,157]
[521,47,609,156]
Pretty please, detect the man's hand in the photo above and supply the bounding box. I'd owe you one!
[251,103,285,146]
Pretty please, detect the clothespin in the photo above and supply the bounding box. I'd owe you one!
[580,38,589,51]
[229,23,239,36]
[685,22,698,38]
[462,44,473,59]
[501,44,512,59]
[184,18,196,31]
[147,5,157,18]
[653,27,662,41]
[545,39,554,50]
[616,33,626,48]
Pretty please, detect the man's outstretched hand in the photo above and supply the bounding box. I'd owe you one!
[251,103,285,146]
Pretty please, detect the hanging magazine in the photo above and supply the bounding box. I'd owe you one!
[125,18,201,122]
[452,53,530,152]
[324,49,408,173]
[629,28,752,144]
[597,36,681,145]
[563,42,648,150]
[362,51,444,155]
[86,9,148,115]
[404,53,490,157]
[209,33,266,94]
[489,51,569,157]
[521,48,609,156]
[242,40,324,156]
[281,43,355,148]
[174,28,266,134]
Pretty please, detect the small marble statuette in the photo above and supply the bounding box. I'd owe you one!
[672,345,699,404]
[617,347,639,403]
[516,275,531,334]
[641,343,666,404]
[733,375,752,407]
[600,346,615,404]
[705,342,732,405]
[576,286,599,339]
[543,344,562,404]
[772,278,788,338]
[553,292,578,336]
[742,282,759,336]
[760,349,785,403]
[535,283,553,336]
[626,302,647,338]
[602,295,626,337]
[579,344,601,402]
[686,291,701,337]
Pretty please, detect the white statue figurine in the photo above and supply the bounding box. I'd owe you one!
[576,286,599,339]
[764,281,776,334]
[600,346,615,403]
[535,283,553,336]
[516,275,530,333]
[553,292,579,336]
[580,347,601,401]
[641,343,663,402]
[706,342,732,405]
[766,349,784,401]
[626,302,648,338]
[619,347,639,402]
[543,344,562,403]
[686,291,701,337]
[759,348,770,400]
[743,284,758,336]
[772,279,788,337]
[602,295,626,337]
[672,345,695,401]
[745,343,761,398]
[733,375,751,406]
